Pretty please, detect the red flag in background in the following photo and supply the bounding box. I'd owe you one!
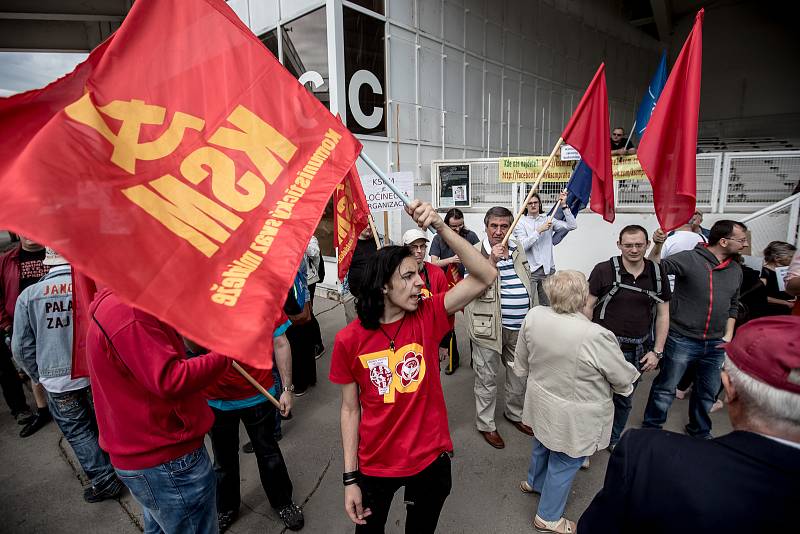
[0,0,362,368]
[334,166,370,281]
[638,10,704,232]
[561,64,615,222]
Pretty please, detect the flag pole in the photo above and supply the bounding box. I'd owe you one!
[624,120,636,150]
[367,214,381,248]
[359,151,411,205]
[232,361,281,410]
[501,137,564,247]
[545,187,569,223]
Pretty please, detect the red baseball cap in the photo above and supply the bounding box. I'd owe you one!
[721,316,800,394]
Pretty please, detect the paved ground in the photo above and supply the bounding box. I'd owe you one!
[0,296,733,533]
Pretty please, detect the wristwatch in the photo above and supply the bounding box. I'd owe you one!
[654,350,664,360]
[283,384,295,393]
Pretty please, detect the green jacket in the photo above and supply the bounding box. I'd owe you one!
[464,239,532,353]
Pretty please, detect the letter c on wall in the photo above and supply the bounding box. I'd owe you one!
[348,69,383,130]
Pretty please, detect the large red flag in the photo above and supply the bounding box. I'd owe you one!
[334,166,371,281]
[0,0,362,368]
[638,10,704,232]
[561,64,614,222]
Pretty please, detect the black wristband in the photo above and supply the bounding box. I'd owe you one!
[343,470,360,486]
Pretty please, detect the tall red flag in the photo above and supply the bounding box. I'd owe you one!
[638,10,704,232]
[0,0,362,368]
[334,166,371,281]
[561,64,614,222]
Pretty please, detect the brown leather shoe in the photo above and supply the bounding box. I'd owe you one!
[504,413,534,436]
[479,430,505,449]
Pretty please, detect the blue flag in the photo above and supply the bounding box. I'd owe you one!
[634,52,668,139]
[551,160,591,245]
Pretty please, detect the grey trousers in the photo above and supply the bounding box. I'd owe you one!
[529,266,552,306]
[343,294,357,324]
[472,328,527,432]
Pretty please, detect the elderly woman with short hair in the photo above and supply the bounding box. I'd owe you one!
[512,270,639,534]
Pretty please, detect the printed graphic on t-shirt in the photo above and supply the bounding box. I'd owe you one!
[359,342,426,403]
[19,259,47,288]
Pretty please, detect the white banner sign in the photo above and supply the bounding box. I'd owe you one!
[362,171,414,212]
[560,144,581,161]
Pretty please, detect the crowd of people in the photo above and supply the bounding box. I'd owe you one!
[1,193,798,533]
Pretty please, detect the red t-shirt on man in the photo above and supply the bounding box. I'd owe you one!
[330,292,453,477]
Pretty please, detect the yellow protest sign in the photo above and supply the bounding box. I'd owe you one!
[498,155,647,183]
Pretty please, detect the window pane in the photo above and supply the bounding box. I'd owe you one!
[347,0,384,16]
[344,6,386,135]
[282,7,330,109]
[259,29,278,58]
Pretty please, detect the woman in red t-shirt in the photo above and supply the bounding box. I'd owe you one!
[330,200,497,533]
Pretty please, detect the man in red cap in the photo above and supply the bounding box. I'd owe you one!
[578,315,800,532]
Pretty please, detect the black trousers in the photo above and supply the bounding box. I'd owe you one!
[286,320,317,391]
[356,452,451,534]
[307,283,324,352]
[439,330,460,372]
[209,402,293,513]
[0,341,29,415]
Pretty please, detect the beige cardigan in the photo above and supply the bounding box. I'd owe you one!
[513,306,639,458]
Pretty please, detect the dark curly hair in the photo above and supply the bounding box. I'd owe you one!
[356,246,414,330]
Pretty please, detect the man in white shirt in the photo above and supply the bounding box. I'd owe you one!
[661,215,706,259]
[513,191,577,305]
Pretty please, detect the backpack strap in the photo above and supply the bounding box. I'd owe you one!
[596,257,664,320]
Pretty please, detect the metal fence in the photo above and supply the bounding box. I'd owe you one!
[740,193,800,252]
[432,150,800,214]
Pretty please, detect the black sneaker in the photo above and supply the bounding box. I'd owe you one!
[13,410,34,426]
[218,510,238,532]
[277,502,304,531]
[19,411,51,438]
[314,344,325,360]
[84,477,124,503]
[242,441,254,454]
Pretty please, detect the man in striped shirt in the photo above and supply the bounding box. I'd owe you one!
[465,207,534,449]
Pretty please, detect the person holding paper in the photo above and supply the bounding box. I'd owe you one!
[760,241,797,316]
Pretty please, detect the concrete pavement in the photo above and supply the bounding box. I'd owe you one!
[0,296,733,533]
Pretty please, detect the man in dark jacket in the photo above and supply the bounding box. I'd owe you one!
[579,315,800,533]
[643,220,745,438]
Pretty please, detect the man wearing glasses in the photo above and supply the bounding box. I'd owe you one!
[643,220,746,439]
[585,225,671,451]
[610,127,636,156]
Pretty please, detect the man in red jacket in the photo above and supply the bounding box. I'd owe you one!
[86,287,230,534]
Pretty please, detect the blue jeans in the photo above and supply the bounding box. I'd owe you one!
[526,438,585,521]
[115,447,218,534]
[642,330,725,438]
[47,387,116,488]
[610,337,646,446]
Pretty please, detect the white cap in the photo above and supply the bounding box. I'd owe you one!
[42,247,68,266]
[402,229,429,245]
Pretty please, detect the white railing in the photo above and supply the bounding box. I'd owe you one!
[432,150,800,214]
[739,192,800,254]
